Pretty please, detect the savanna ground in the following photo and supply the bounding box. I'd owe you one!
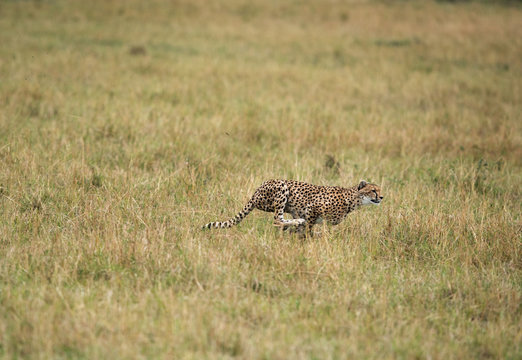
[0,0,521,358]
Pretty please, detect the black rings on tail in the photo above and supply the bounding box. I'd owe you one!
[202,201,254,230]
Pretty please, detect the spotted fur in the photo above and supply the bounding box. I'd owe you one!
[203,179,383,236]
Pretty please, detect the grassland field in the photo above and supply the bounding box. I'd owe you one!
[0,0,521,358]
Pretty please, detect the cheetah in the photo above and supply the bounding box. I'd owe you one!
[203,179,383,236]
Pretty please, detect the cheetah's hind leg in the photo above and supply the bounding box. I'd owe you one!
[272,188,305,229]
[274,218,305,231]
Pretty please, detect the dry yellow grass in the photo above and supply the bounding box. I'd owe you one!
[0,0,521,358]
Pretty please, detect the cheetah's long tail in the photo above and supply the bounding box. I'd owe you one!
[202,200,255,229]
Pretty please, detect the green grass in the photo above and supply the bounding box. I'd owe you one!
[0,0,521,358]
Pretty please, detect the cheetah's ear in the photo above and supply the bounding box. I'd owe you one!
[358,180,368,190]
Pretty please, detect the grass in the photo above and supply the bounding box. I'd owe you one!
[0,0,521,358]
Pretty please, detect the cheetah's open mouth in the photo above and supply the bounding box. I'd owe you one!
[371,199,381,204]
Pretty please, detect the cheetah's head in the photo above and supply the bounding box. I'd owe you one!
[358,180,383,205]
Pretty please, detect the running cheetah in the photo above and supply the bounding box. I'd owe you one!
[203,179,383,236]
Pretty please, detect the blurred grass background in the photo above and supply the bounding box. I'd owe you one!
[0,0,521,358]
